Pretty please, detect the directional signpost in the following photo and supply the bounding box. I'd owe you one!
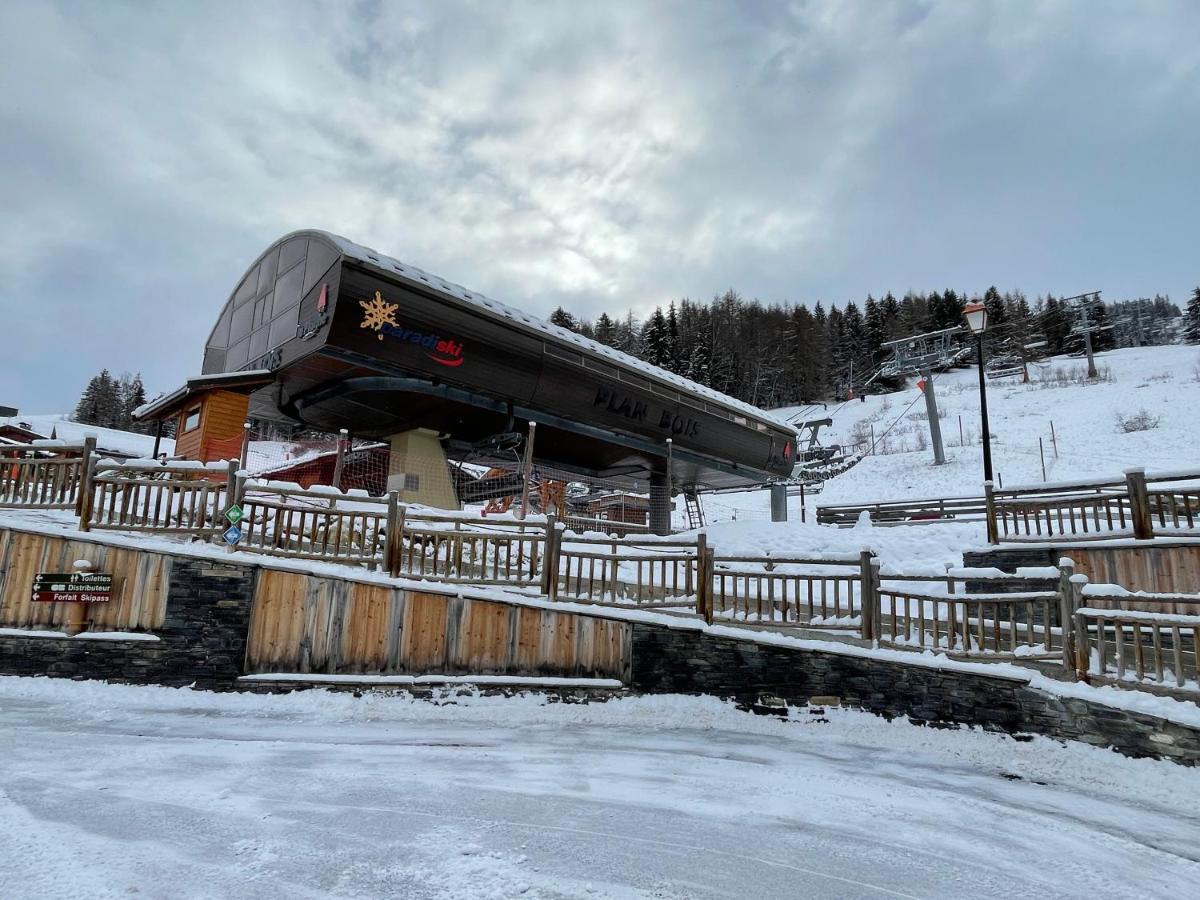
[31,572,113,604]
[225,505,243,525]
[222,524,243,546]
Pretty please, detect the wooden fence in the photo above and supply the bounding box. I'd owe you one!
[818,467,1200,545]
[709,552,871,629]
[13,454,1200,699]
[81,457,237,537]
[876,585,1063,659]
[0,439,93,510]
[1071,578,1200,694]
[0,528,171,632]
[550,530,707,610]
[816,494,988,527]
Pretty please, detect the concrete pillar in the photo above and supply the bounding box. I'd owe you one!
[386,428,460,510]
[770,483,788,522]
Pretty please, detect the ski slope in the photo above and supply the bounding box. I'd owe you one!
[711,345,1199,523]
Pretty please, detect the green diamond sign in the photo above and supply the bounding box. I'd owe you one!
[225,505,244,525]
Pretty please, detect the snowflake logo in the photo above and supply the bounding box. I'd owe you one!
[359,291,398,338]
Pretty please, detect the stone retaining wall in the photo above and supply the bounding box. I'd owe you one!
[631,624,1200,765]
[0,559,255,690]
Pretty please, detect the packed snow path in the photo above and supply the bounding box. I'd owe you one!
[0,679,1197,899]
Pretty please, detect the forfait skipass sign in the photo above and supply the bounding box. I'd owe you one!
[358,291,464,367]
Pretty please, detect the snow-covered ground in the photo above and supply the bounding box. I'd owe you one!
[3,413,174,459]
[804,345,1200,500]
[699,345,1200,558]
[0,677,1196,900]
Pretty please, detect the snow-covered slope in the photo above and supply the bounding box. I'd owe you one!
[780,345,1200,506]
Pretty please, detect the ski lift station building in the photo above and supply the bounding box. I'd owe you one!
[139,230,796,526]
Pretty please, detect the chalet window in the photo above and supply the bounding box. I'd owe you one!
[182,406,201,432]
[404,473,420,491]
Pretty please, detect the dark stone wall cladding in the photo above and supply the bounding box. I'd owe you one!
[962,547,1059,594]
[0,560,256,690]
[631,625,1200,765]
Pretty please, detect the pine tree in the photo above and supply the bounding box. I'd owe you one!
[665,302,682,373]
[641,308,671,368]
[548,307,577,331]
[1084,297,1116,352]
[1186,286,1200,343]
[121,373,149,433]
[73,369,122,427]
[593,312,617,346]
[863,295,885,367]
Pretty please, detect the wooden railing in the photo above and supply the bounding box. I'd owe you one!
[0,439,93,510]
[709,552,871,628]
[819,467,1200,544]
[876,584,1063,659]
[1071,579,1200,694]
[237,482,388,567]
[990,468,1200,544]
[17,455,1200,698]
[816,494,987,527]
[81,458,236,537]
[395,511,545,586]
[550,530,707,609]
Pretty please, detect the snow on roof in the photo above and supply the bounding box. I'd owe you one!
[316,231,794,433]
[7,415,174,459]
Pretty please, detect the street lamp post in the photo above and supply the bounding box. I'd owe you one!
[963,301,997,541]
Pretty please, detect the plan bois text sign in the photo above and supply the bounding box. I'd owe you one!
[31,573,113,604]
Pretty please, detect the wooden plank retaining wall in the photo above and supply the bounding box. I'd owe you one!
[245,569,630,679]
[0,528,171,631]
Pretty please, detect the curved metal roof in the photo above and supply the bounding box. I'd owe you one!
[206,229,792,432]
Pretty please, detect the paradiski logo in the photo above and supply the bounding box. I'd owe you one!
[358,291,465,367]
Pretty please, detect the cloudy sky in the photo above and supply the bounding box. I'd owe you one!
[2,0,1198,412]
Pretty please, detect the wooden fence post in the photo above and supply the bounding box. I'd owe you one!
[223,458,240,548]
[77,440,98,532]
[541,514,559,599]
[239,421,252,471]
[1070,574,1090,681]
[74,435,97,519]
[1057,557,1076,676]
[696,532,709,622]
[332,428,349,491]
[1124,467,1153,539]
[983,480,999,544]
[859,550,879,642]
[384,491,401,576]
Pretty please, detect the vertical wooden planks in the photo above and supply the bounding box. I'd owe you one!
[401,591,450,670]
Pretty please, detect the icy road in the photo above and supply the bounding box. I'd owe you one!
[0,677,1196,899]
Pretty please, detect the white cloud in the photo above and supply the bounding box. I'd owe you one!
[1,0,1198,410]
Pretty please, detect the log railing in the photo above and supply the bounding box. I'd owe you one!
[550,530,707,609]
[876,584,1063,658]
[394,515,545,585]
[237,482,388,567]
[816,495,988,527]
[1072,580,1200,694]
[0,438,94,510]
[990,468,1200,543]
[82,457,236,537]
[709,552,871,629]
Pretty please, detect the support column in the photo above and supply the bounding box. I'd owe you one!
[386,428,460,510]
[770,483,788,522]
[649,469,671,535]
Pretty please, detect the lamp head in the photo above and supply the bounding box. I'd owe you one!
[962,301,988,335]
